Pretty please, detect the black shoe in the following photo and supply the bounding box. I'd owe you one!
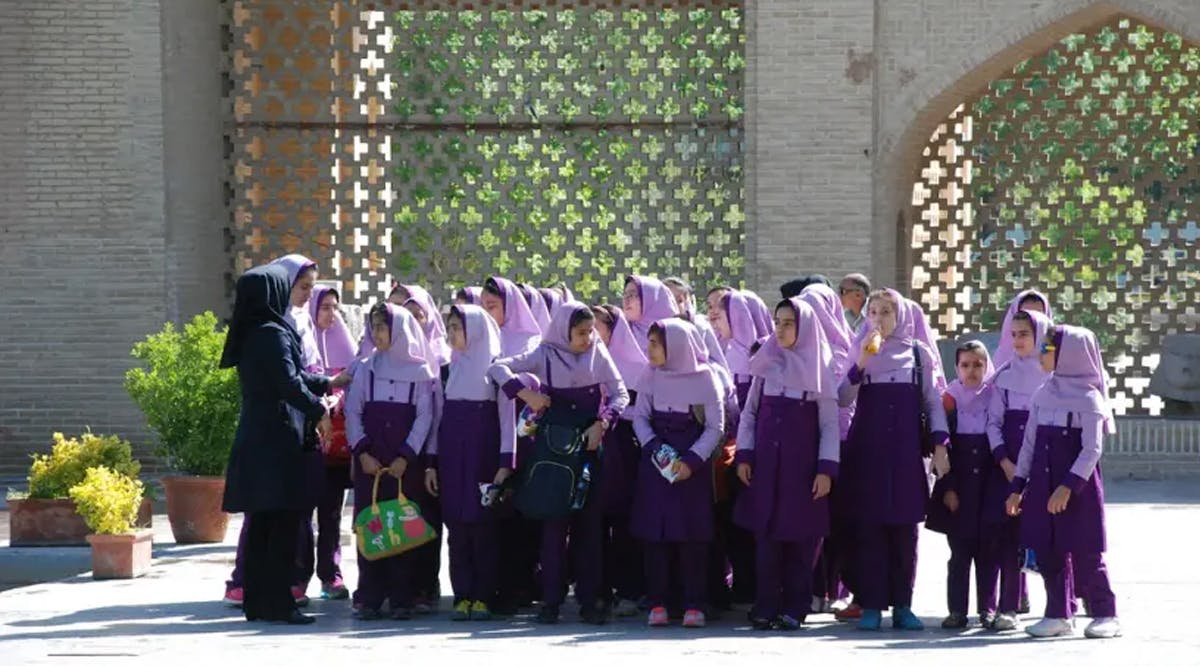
[979,612,997,629]
[354,607,385,621]
[750,615,773,630]
[1018,596,1031,615]
[941,613,968,630]
[281,611,315,625]
[536,605,560,624]
[774,614,802,631]
[580,604,609,625]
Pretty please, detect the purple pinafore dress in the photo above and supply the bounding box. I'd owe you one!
[734,394,829,541]
[630,410,712,543]
[926,430,991,538]
[1020,414,1107,555]
[985,399,1028,526]
[599,390,641,516]
[843,370,927,526]
[437,399,502,525]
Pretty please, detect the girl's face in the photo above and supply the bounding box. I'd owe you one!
[957,351,987,388]
[404,302,427,326]
[667,284,689,311]
[706,289,729,320]
[387,286,410,306]
[446,314,467,352]
[1039,335,1057,373]
[481,291,505,327]
[867,295,898,338]
[647,331,667,367]
[622,281,642,322]
[568,319,595,354]
[594,316,613,347]
[1011,318,1035,357]
[774,305,798,349]
[291,269,316,308]
[316,292,338,330]
[370,315,391,352]
[709,300,732,340]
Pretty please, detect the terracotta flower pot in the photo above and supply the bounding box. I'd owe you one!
[161,475,230,544]
[87,529,153,579]
[9,498,154,547]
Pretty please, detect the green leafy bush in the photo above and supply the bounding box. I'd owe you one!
[27,431,141,500]
[124,312,240,476]
[68,466,145,535]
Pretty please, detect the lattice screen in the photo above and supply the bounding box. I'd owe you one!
[910,16,1200,416]
[225,1,745,304]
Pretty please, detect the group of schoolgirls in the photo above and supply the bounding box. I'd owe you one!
[222,255,1121,639]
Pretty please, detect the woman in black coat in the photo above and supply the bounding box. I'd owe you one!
[221,264,331,624]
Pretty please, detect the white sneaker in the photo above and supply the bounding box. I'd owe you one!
[829,597,851,613]
[991,613,1021,632]
[613,599,640,617]
[1026,617,1074,638]
[1084,617,1122,639]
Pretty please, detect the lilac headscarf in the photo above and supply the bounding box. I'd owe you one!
[308,286,357,372]
[851,288,940,381]
[643,319,722,406]
[720,290,759,376]
[908,296,948,392]
[602,306,649,391]
[994,289,1054,369]
[991,310,1053,395]
[272,254,317,289]
[800,283,853,376]
[444,304,502,401]
[358,310,375,358]
[402,284,452,368]
[1034,324,1116,435]
[520,283,553,334]
[271,254,321,370]
[626,275,680,352]
[456,286,483,305]
[539,302,621,384]
[370,304,437,383]
[748,298,836,399]
[742,290,775,338]
[539,287,566,317]
[488,276,542,357]
[944,342,995,413]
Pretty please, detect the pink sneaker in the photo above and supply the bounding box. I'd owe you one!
[647,606,669,627]
[292,586,310,607]
[223,587,244,608]
[683,609,706,628]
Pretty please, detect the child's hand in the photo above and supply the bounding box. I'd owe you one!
[857,330,881,370]
[388,457,408,480]
[519,389,552,414]
[316,415,333,448]
[1047,485,1071,514]
[736,463,752,486]
[1005,492,1022,516]
[812,473,832,500]
[943,489,960,513]
[1000,458,1017,483]
[494,467,513,486]
[932,444,950,479]
[672,459,693,482]
[358,452,382,476]
[331,370,353,390]
[424,469,439,497]
[585,420,607,451]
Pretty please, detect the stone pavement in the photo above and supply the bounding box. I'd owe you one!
[0,479,1195,665]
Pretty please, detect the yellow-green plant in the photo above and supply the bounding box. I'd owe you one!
[27,431,141,500]
[68,466,145,535]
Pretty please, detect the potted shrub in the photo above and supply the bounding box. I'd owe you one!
[125,312,240,544]
[7,431,151,547]
[70,466,153,579]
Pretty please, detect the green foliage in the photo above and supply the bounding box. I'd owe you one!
[27,431,140,500]
[68,466,144,535]
[124,312,240,476]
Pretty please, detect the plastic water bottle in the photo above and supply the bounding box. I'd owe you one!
[572,462,592,510]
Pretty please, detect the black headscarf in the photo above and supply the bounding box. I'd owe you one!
[780,274,832,299]
[219,264,301,369]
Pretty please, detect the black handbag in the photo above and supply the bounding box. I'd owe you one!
[914,343,934,458]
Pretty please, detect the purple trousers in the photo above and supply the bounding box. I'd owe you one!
[541,503,604,608]
[756,538,821,620]
[1038,551,1117,619]
[946,535,997,616]
[857,523,919,610]
[645,542,707,610]
[604,514,643,602]
[447,521,499,603]
[987,520,1022,614]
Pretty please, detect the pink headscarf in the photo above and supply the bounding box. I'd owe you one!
[643,319,723,405]
[944,342,995,413]
[799,283,853,376]
[991,310,1053,396]
[488,276,542,357]
[444,304,502,401]
[994,289,1054,369]
[602,306,649,391]
[1035,324,1117,435]
[520,283,553,334]
[748,298,836,399]
[851,288,941,384]
[720,290,759,376]
[402,284,452,368]
[308,286,357,372]
[539,302,621,384]
[626,275,680,352]
[370,304,437,383]
[742,290,775,338]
